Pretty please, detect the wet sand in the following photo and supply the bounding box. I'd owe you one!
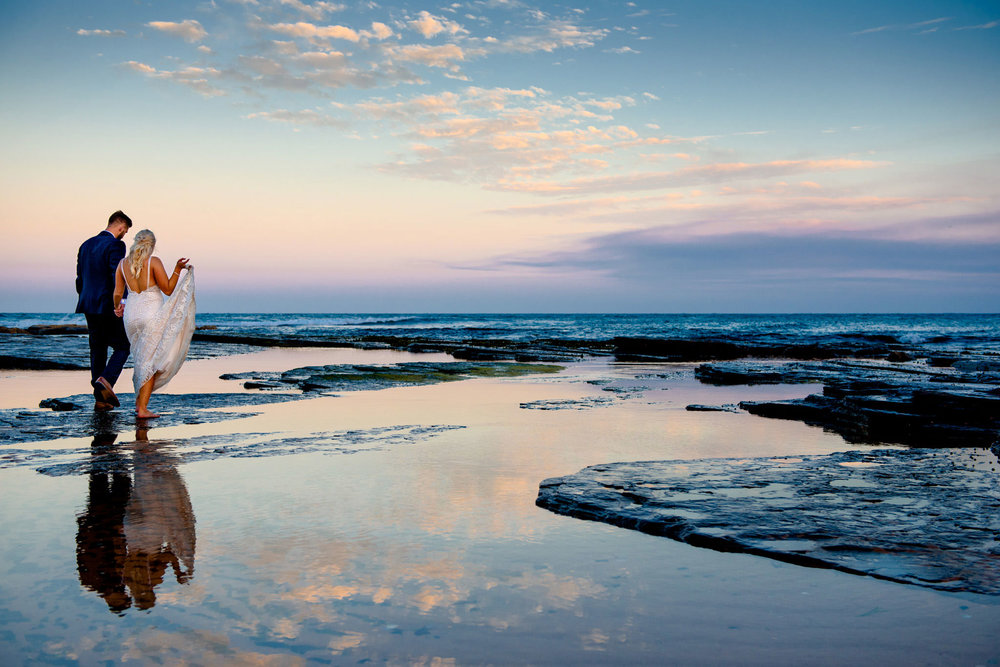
[0,347,997,664]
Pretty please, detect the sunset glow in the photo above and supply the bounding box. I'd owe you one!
[1,0,997,312]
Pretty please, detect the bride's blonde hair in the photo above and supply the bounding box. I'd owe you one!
[126,229,156,279]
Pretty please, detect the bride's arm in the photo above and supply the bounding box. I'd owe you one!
[152,257,190,296]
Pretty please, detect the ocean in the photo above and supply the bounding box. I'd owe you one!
[3,312,1000,362]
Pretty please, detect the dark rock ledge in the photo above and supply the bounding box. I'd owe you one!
[0,355,87,371]
[694,359,1000,447]
[537,449,1000,595]
[188,333,899,364]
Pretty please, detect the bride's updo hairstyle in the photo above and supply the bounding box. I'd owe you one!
[127,229,156,279]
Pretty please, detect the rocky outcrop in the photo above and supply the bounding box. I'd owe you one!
[223,361,564,393]
[740,390,999,447]
[38,398,82,411]
[693,358,1000,448]
[612,334,901,362]
[537,449,1000,594]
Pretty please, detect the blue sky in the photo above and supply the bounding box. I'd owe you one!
[1,0,997,312]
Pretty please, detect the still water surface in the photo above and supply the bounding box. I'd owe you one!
[1,358,997,664]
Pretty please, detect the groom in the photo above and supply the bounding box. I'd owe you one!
[76,210,133,409]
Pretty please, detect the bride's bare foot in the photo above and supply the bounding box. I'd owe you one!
[136,409,160,419]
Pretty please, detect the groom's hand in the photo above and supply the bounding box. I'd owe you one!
[114,303,125,318]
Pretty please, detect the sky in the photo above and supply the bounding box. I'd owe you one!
[1,0,998,313]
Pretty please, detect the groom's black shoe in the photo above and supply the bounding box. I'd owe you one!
[92,378,120,408]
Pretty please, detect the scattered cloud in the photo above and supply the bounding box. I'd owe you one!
[852,17,950,35]
[490,158,891,195]
[496,22,609,53]
[484,187,955,223]
[278,0,346,20]
[385,43,467,70]
[407,10,466,38]
[954,20,999,31]
[77,28,126,37]
[125,3,617,110]
[124,60,225,96]
[362,21,394,40]
[267,21,360,42]
[246,108,349,127]
[147,19,208,42]
[367,86,700,187]
[604,46,639,54]
[340,92,463,120]
[112,1,991,242]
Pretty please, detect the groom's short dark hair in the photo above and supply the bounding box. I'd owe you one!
[108,210,132,228]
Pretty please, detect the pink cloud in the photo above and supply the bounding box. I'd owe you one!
[147,19,207,42]
[268,21,360,42]
[491,158,891,195]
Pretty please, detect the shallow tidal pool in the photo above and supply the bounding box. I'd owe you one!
[1,353,997,664]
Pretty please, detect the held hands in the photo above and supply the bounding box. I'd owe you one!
[114,303,125,318]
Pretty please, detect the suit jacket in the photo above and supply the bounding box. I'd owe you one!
[76,231,127,315]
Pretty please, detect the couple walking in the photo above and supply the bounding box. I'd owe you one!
[75,210,196,418]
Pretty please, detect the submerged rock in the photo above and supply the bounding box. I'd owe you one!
[0,392,308,445]
[685,404,739,413]
[7,424,467,476]
[519,397,616,410]
[225,361,564,393]
[537,449,1000,594]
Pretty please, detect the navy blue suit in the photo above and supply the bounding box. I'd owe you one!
[76,230,130,386]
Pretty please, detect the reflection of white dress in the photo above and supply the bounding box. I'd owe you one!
[121,257,196,393]
[125,442,196,580]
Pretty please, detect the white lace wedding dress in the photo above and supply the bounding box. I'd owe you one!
[121,257,196,393]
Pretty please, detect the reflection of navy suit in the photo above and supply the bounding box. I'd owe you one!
[76,230,130,386]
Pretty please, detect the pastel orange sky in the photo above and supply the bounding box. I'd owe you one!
[1,0,997,312]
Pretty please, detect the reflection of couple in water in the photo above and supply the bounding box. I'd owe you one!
[76,421,196,613]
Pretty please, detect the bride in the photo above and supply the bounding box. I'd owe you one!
[113,230,195,419]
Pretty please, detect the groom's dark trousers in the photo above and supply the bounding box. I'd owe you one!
[76,230,130,386]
